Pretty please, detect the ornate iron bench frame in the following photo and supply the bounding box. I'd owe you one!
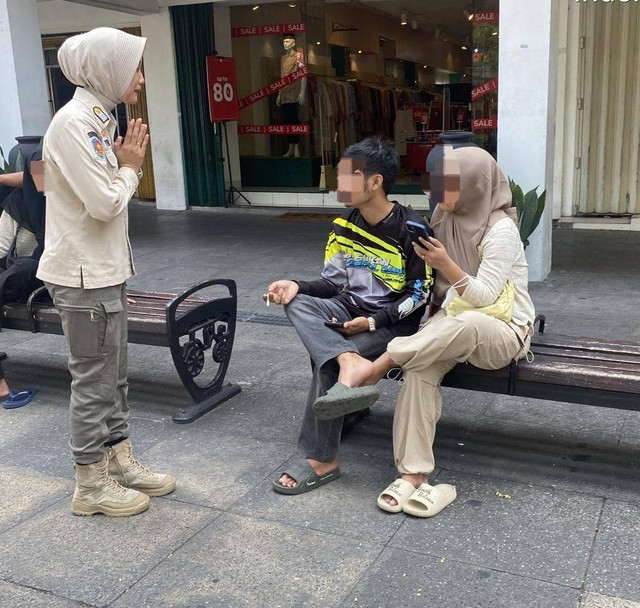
[1,278,241,424]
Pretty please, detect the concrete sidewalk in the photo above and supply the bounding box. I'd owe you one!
[0,202,638,608]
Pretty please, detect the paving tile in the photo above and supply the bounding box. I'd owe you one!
[232,451,407,544]
[341,547,579,608]
[483,395,630,439]
[435,415,640,502]
[0,411,183,479]
[112,512,381,608]
[0,499,218,607]
[139,429,295,509]
[586,500,640,602]
[0,465,71,535]
[582,593,640,608]
[389,470,602,586]
[0,580,84,608]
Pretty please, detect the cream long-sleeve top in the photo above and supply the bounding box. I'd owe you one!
[0,212,38,258]
[36,87,139,289]
[457,217,536,338]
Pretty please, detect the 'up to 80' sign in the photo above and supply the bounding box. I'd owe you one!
[212,81,234,103]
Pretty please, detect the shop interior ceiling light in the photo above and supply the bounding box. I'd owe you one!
[252,4,260,11]
[411,19,418,30]
[288,2,297,6]
[400,13,408,26]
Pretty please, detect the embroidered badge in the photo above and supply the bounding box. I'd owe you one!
[93,106,110,124]
[87,130,106,162]
[100,129,112,147]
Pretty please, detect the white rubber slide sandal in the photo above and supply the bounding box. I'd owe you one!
[377,478,419,513]
[402,483,457,518]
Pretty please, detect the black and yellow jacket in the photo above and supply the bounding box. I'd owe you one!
[297,202,434,335]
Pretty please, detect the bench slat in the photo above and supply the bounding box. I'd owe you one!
[532,333,640,356]
[531,345,640,366]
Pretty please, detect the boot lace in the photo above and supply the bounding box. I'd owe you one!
[123,444,155,478]
[97,461,129,496]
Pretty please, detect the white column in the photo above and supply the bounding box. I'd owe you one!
[213,4,241,189]
[497,0,556,282]
[0,0,50,156]
[140,9,187,210]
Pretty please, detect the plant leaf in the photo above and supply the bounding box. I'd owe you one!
[509,178,525,219]
[519,186,541,243]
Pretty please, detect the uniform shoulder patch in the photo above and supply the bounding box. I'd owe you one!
[87,130,106,162]
[93,106,110,124]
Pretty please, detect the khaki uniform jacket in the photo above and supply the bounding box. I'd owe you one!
[37,88,139,289]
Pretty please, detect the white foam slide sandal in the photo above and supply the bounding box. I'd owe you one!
[377,478,418,513]
[402,483,457,518]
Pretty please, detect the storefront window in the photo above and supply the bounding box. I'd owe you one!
[231,0,498,191]
[470,0,500,156]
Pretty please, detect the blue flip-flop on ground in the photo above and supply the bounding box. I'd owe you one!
[2,388,37,409]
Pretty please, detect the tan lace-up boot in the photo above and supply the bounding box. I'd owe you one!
[107,438,176,497]
[72,455,150,517]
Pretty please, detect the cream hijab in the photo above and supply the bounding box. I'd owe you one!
[58,27,147,109]
[430,146,518,300]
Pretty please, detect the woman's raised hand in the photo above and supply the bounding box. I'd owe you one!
[413,236,451,271]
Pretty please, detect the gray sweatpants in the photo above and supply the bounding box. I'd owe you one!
[45,282,129,465]
[284,294,401,462]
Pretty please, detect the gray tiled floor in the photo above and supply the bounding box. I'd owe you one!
[0,203,639,607]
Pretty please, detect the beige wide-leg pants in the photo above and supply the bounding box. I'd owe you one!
[387,310,528,475]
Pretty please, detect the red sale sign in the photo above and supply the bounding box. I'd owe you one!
[232,23,306,38]
[238,124,310,135]
[472,12,499,24]
[471,77,499,101]
[472,118,497,130]
[207,56,239,123]
[238,65,308,110]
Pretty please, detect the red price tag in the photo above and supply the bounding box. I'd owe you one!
[207,56,239,123]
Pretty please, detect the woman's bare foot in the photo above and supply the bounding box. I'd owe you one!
[278,458,338,488]
[0,378,10,399]
[383,473,427,507]
[336,352,375,388]
[361,352,399,386]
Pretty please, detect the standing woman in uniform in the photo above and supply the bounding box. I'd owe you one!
[37,27,175,517]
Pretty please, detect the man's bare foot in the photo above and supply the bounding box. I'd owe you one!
[278,458,338,488]
[0,378,9,399]
[383,473,427,507]
[336,352,374,388]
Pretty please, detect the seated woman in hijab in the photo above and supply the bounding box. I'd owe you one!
[322,142,536,517]
[0,158,43,406]
[0,171,38,268]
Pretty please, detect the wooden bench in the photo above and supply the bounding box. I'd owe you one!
[341,316,640,434]
[0,279,241,423]
[440,316,640,411]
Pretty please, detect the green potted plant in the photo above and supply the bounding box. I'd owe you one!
[509,178,546,248]
[0,147,11,174]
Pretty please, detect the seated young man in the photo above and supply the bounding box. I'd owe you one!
[264,136,434,494]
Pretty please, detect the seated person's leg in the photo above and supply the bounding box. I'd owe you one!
[0,361,9,398]
[275,327,397,491]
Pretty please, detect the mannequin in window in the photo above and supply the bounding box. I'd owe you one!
[276,34,306,158]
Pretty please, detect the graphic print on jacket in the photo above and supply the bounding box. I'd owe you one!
[304,202,434,334]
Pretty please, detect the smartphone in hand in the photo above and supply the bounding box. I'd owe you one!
[324,320,344,329]
[405,220,433,246]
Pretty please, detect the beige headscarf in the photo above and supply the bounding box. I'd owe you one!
[58,27,147,109]
[431,146,518,300]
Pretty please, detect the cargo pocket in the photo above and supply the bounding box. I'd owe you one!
[100,297,124,351]
[58,305,105,358]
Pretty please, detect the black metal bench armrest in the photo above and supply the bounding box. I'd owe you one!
[26,285,52,333]
[166,278,241,424]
